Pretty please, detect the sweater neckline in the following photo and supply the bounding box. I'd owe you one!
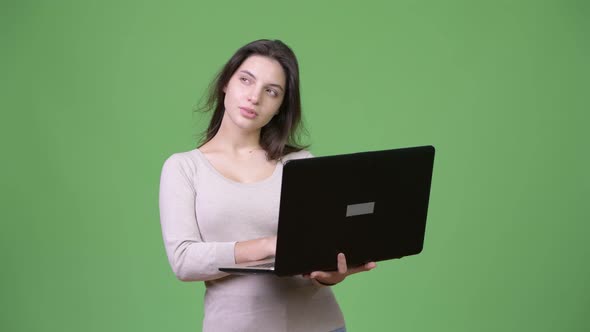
[193,149,281,186]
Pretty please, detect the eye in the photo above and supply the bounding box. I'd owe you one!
[239,77,251,84]
[266,88,279,97]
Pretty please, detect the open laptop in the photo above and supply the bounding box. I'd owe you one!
[218,145,436,276]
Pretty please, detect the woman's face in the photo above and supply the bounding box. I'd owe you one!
[222,55,286,133]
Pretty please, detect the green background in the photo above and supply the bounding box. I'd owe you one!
[2,0,588,331]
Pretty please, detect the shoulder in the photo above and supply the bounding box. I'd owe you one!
[161,149,201,175]
[280,149,315,164]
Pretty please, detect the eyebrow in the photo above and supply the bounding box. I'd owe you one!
[239,70,285,92]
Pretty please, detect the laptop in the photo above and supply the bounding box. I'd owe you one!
[218,145,436,276]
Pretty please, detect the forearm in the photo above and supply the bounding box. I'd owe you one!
[234,236,276,264]
[165,239,236,282]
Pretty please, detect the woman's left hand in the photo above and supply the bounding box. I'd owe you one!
[303,253,377,286]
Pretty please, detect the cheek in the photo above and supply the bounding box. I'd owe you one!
[274,97,286,111]
[223,94,229,108]
[270,93,285,107]
[223,83,241,106]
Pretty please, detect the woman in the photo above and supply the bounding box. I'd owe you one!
[159,39,376,332]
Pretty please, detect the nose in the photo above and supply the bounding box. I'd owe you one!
[248,87,262,105]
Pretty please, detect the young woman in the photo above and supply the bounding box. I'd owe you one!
[159,39,376,332]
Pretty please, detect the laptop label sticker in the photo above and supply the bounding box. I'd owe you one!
[346,202,375,217]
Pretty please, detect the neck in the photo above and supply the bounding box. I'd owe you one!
[207,113,263,154]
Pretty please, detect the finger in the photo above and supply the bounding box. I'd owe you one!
[337,253,347,274]
[310,271,333,279]
[348,262,377,275]
[366,262,377,270]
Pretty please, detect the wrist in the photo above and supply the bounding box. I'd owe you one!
[264,237,276,258]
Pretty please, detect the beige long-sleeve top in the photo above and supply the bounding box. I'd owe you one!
[159,148,345,332]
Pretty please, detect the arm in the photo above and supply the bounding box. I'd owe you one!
[160,154,278,281]
[159,154,235,281]
[234,236,276,264]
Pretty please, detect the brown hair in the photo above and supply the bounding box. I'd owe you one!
[196,39,309,160]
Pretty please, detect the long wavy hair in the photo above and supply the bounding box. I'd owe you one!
[196,39,309,161]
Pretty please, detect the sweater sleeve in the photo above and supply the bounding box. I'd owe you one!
[158,154,236,282]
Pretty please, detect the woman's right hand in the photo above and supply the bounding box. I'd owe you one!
[234,236,277,264]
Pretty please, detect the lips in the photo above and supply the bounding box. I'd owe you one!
[239,106,258,119]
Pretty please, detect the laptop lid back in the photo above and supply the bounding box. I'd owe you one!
[274,145,435,276]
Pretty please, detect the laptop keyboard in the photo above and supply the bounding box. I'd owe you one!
[249,262,275,268]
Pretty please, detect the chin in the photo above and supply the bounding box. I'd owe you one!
[234,119,263,132]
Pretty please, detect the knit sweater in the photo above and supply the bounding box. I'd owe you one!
[159,148,345,332]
